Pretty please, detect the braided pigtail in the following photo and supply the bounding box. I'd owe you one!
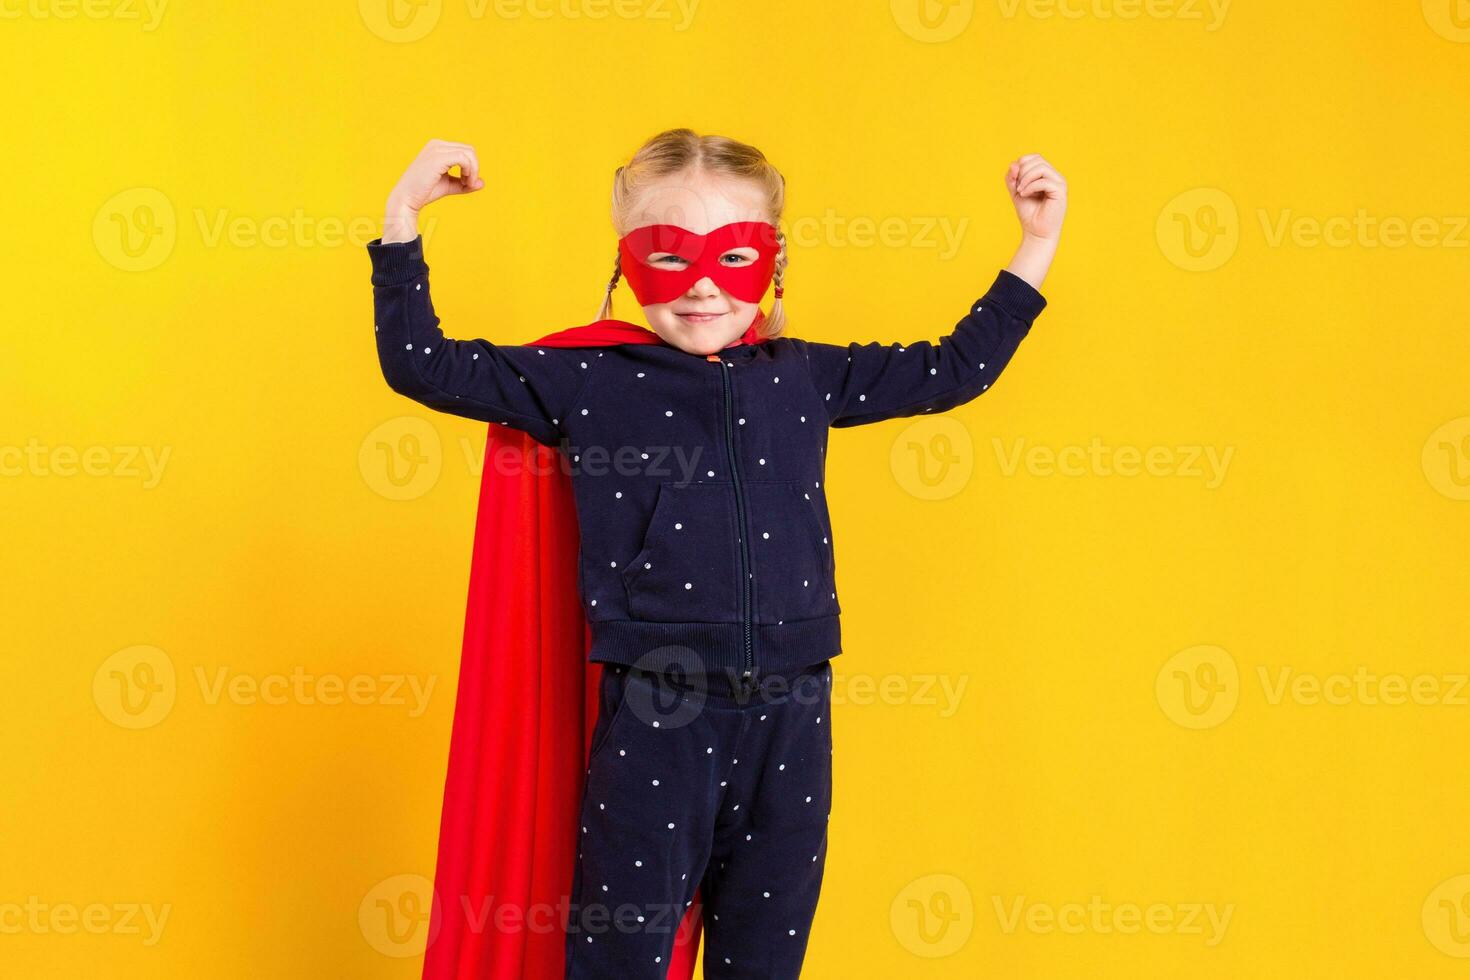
[595,251,622,322]
[761,228,788,339]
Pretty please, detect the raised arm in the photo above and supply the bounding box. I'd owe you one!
[799,269,1046,427]
[803,152,1066,428]
[367,138,595,447]
[368,234,592,446]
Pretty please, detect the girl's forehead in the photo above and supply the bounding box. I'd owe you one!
[623,173,769,236]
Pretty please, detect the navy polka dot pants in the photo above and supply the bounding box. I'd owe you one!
[564,658,834,979]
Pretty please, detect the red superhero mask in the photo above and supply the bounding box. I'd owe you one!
[617,221,780,306]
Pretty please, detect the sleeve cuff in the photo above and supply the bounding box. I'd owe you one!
[367,234,429,286]
[980,269,1048,322]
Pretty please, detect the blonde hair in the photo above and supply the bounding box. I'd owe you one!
[597,128,789,339]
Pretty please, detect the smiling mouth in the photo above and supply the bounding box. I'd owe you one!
[675,311,726,323]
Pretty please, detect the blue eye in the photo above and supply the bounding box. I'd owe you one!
[649,250,754,267]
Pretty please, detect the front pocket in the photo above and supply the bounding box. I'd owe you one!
[587,667,635,763]
[743,480,839,623]
[619,481,742,624]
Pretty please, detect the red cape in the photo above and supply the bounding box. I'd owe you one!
[420,312,770,979]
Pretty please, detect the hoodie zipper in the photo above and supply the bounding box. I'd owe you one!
[708,352,754,696]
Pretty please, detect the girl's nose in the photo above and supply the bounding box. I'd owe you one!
[686,276,720,296]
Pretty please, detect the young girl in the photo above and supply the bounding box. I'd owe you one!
[368,129,1064,978]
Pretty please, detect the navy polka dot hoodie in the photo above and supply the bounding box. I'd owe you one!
[367,234,1047,682]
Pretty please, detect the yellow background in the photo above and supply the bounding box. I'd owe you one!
[4,0,1470,976]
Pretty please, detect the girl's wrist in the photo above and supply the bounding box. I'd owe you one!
[382,200,420,244]
[1005,234,1058,292]
[1019,231,1059,254]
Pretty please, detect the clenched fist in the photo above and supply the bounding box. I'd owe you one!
[382,139,486,243]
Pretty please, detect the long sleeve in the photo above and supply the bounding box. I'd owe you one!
[367,235,595,446]
[799,268,1046,428]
